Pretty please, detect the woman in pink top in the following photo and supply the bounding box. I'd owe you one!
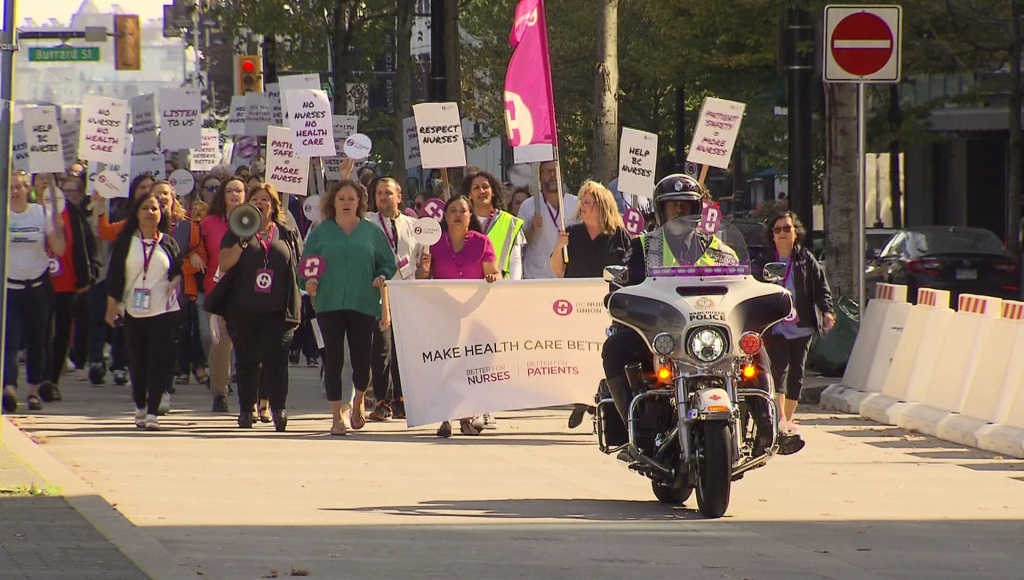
[416,195,499,438]
[200,178,245,414]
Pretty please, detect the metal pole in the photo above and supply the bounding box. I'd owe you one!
[0,0,16,414]
[857,83,866,318]
[875,153,882,227]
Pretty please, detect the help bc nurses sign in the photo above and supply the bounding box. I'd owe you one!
[388,279,610,427]
[686,97,745,170]
[617,127,658,197]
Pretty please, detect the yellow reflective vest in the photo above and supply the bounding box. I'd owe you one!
[483,210,524,277]
[640,230,737,269]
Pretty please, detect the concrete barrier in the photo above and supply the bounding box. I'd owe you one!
[860,288,952,425]
[899,294,1002,438]
[820,283,908,413]
[975,302,1024,458]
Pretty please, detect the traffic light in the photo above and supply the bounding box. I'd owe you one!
[114,14,141,71]
[236,55,263,95]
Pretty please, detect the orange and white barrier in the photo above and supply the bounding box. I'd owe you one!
[1002,300,1024,320]
[820,283,910,413]
[974,301,1024,457]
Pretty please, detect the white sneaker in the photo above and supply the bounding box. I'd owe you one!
[482,413,498,430]
[157,392,171,416]
[144,414,160,431]
[134,408,146,429]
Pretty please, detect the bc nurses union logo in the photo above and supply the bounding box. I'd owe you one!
[552,300,573,316]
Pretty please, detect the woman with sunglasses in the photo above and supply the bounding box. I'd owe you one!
[753,211,835,434]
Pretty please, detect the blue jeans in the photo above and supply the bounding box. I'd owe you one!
[5,278,54,387]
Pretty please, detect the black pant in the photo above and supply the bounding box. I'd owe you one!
[4,279,53,387]
[71,291,90,370]
[763,332,814,401]
[318,309,376,402]
[176,298,207,376]
[124,311,182,415]
[226,307,295,412]
[370,326,403,402]
[290,294,319,362]
[46,292,80,386]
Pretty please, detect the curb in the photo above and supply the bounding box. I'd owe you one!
[1,417,195,580]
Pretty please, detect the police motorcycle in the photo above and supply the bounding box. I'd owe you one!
[595,216,794,519]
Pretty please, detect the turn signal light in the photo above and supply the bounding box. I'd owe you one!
[739,332,762,355]
[706,405,730,413]
[656,366,673,382]
[742,364,756,380]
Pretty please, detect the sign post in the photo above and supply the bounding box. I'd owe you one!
[823,4,902,318]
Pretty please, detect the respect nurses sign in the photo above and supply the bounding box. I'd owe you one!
[413,102,467,169]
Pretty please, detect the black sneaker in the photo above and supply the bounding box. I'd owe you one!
[212,395,229,413]
[2,391,16,413]
[392,399,406,420]
[238,411,254,428]
[272,409,288,432]
[113,370,128,385]
[39,382,61,403]
[568,404,588,429]
[777,432,806,456]
[288,350,301,365]
[88,362,106,386]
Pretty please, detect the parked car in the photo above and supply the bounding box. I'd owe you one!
[732,219,769,261]
[865,226,1020,303]
[813,228,897,276]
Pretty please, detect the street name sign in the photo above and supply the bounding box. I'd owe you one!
[29,46,100,62]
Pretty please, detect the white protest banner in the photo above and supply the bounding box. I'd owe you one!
[686,97,746,170]
[59,106,80,168]
[286,89,334,157]
[157,88,202,150]
[190,128,221,171]
[244,93,272,137]
[222,141,236,168]
[265,83,283,126]
[402,116,421,169]
[323,115,359,180]
[226,96,246,136]
[617,127,658,197]
[413,102,466,169]
[266,125,310,196]
[129,93,158,154]
[129,153,165,184]
[12,121,29,173]
[278,74,320,123]
[513,143,554,164]
[94,170,123,199]
[78,95,129,165]
[22,106,65,174]
[389,279,609,427]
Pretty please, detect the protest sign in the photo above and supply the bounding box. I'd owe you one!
[12,122,29,172]
[190,128,221,171]
[22,106,64,174]
[129,153,165,184]
[78,95,129,165]
[59,106,80,168]
[388,279,609,427]
[157,88,202,150]
[168,168,195,196]
[87,135,133,198]
[412,217,441,247]
[686,97,746,170]
[343,133,372,160]
[245,93,272,137]
[617,127,658,197]
[512,143,554,164]
[302,195,321,222]
[323,115,359,180]
[402,116,421,169]
[422,198,444,221]
[266,125,310,196]
[222,141,236,168]
[278,74,320,123]
[285,89,334,157]
[129,93,158,154]
[226,96,246,136]
[94,170,123,199]
[265,83,283,126]
[233,136,260,165]
[413,102,466,169]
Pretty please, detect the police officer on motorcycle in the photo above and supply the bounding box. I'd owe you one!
[601,174,805,456]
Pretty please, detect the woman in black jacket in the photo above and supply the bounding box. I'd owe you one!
[105,190,183,431]
[753,211,835,433]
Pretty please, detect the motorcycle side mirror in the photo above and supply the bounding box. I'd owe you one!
[762,262,787,283]
[603,265,628,284]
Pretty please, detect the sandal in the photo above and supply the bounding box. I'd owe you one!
[436,421,452,438]
[27,394,42,411]
[330,421,349,436]
[350,394,367,430]
[192,367,209,385]
[2,389,17,413]
[460,418,482,436]
[258,399,271,423]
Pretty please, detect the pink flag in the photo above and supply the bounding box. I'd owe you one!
[503,0,557,147]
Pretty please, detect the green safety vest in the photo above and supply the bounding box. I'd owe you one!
[484,210,524,276]
[640,230,736,269]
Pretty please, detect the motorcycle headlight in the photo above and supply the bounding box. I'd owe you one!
[652,332,676,356]
[687,326,727,363]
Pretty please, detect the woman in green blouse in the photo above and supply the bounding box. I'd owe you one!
[302,180,397,436]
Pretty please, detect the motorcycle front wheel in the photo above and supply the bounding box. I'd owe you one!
[696,420,733,518]
[652,481,693,505]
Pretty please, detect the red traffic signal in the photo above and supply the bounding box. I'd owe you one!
[235,55,262,95]
[242,60,255,73]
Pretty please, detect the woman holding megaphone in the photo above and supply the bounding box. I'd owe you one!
[210,183,302,432]
[302,180,397,436]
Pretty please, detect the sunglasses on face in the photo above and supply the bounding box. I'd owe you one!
[774,225,794,234]
[205,185,219,192]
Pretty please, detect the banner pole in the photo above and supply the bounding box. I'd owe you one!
[698,164,709,187]
[553,144,567,263]
[441,167,451,200]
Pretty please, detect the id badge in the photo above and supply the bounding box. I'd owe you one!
[254,268,274,293]
[398,257,415,280]
[131,288,152,313]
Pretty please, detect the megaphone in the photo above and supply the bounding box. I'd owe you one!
[227,203,263,246]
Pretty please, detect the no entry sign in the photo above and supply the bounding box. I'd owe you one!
[824,5,902,83]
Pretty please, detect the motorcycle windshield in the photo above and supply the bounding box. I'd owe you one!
[648,217,752,277]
